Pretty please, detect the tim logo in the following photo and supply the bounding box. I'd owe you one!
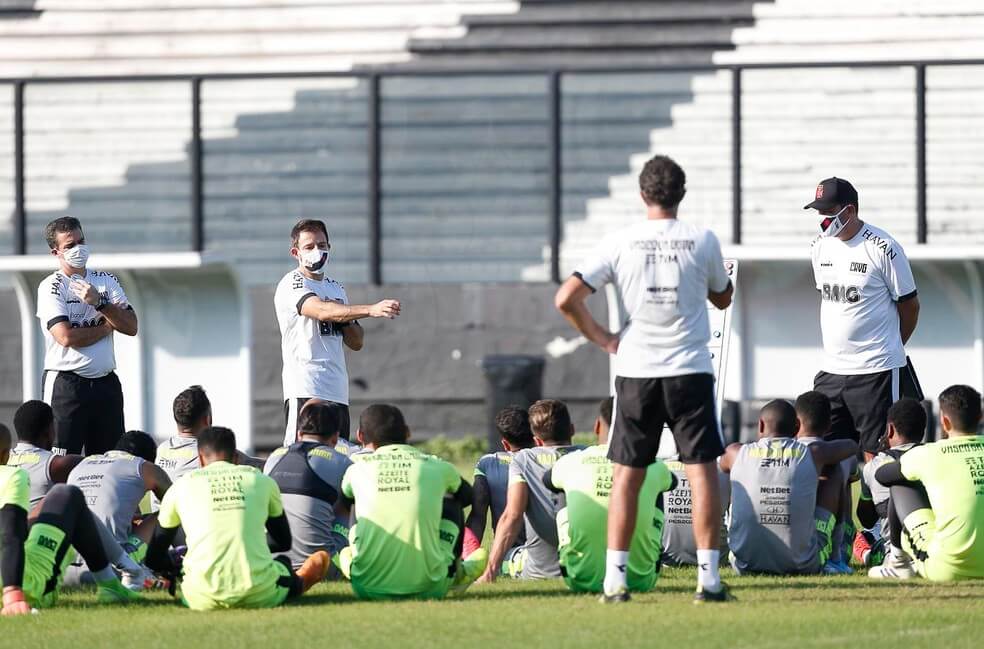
[822,283,860,304]
[849,262,868,274]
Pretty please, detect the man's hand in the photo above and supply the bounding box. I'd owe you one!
[1,588,31,616]
[69,278,101,307]
[476,567,496,585]
[369,299,401,319]
[602,332,620,355]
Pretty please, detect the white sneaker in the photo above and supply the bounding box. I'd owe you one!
[121,567,154,592]
[867,549,915,579]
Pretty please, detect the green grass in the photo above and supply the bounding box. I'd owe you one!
[3,568,982,649]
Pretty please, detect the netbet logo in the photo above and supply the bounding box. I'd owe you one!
[821,283,860,304]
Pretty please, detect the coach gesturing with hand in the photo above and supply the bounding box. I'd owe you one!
[37,216,137,456]
[806,177,921,462]
[275,219,401,446]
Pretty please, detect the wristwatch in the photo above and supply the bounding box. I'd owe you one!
[95,294,110,311]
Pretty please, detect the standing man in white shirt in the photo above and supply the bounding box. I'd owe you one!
[805,177,921,462]
[555,155,734,603]
[274,219,401,445]
[36,216,138,456]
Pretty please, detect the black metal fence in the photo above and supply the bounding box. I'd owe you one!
[4,58,983,284]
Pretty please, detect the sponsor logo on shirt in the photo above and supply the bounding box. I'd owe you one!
[821,283,861,304]
[820,261,833,268]
[849,262,868,274]
[861,229,897,260]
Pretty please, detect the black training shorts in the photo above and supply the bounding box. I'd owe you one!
[609,373,724,467]
[814,366,921,455]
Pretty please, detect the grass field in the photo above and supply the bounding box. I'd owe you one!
[3,567,982,649]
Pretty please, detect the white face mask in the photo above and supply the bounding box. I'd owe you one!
[299,248,328,273]
[818,206,850,238]
[61,244,89,269]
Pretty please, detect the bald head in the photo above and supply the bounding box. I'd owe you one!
[758,399,799,439]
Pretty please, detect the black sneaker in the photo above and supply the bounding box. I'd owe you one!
[598,589,631,604]
[693,583,734,604]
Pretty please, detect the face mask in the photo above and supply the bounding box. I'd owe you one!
[299,248,328,272]
[818,206,850,238]
[61,244,89,269]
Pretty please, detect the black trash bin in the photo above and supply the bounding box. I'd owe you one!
[481,355,545,452]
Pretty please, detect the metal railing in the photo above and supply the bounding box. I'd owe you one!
[5,58,984,284]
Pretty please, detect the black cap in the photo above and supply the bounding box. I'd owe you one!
[803,177,858,210]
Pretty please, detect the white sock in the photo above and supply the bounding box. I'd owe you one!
[603,549,630,595]
[92,566,117,583]
[696,549,721,592]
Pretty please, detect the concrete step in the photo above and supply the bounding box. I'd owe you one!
[463,1,758,26]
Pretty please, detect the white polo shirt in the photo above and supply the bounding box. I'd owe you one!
[274,269,351,404]
[575,218,731,379]
[36,269,129,379]
[811,223,917,375]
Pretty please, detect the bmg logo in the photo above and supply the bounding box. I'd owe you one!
[822,284,860,304]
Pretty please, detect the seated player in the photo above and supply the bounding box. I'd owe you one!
[855,399,924,570]
[479,399,584,582]
[544,397,675,594]
[661,406,731,568]
[0,424,137,615]
[156,386,263,488]
[339,404,486,600]
[462,405,536,557]
[264,400,352,576]
[794,391,859,574]
[7,400,83,507]
[871,385,984,581]
[720,400,858,575]
[69,430,171,546]
[145,426,329,610]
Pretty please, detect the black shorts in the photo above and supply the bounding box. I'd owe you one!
[44,370,124,456]
[609,373,724,467]
[814,367,921,455]
[283,398,351,444]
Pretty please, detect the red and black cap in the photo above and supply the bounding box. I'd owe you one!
[803,177,859,210]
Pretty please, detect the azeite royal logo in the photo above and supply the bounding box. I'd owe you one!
[849,262,868,274]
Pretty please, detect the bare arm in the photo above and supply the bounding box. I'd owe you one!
[897,296,920,345]
[810,439,859,468]
[342,321,364,351]
[48,455,84,484]
[300,298,400,324]
[48,321,113,350]
[99,304,138,337]
[708,280,734,310]
[478,481,528,584]
[234,450,265,470]
[141,462,172,501]
[554,276,619,353]
[718,443,742,474]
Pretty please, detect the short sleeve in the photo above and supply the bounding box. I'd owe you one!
[442,460,462,494]
[573,236,616,292]
[105,274,131,309]
[474,456,489,478]
[157,485,182,529]
[276,272,317,316]
[899,446,926,482]
[267,477,285,518]
[36,277,69,331]
[810,238,823,291]
[704,231,730,294]
[508,452,528,485]
[549,456,569,490]
[880,243,917,301]
[0,469,30,512]
[341,464,356,499]
[649,461,674,493]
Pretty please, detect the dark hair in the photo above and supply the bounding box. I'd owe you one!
[938,385,983,433]
[0,424,11,451]
[298,400,344,440]
[795,391,831,435]
[44,216,84,250]
[639,155,686,209]
[760,399,798,438]
[528,399,573,444]
[173,385,211,429]
[290,219,329,247]
[197,426,237,460]
[599,396,614,428]
[359,404,409,447]
[117,430,158,462]
[13,400,54,445]
[494,406,535,449]
[887,398,927,443]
